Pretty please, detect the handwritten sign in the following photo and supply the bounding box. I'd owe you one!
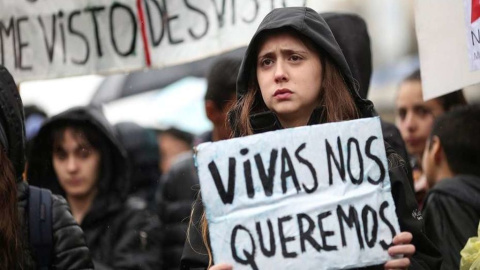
[196,117,400,270]
[0,0,356,82]
[465,0,480,71]
[415,0,480,100]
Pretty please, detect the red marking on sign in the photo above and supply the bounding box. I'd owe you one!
[472,0,480,23]
[137,0,151,67]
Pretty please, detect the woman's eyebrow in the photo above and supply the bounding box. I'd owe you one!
[257,51,274,60]
[258,48,308,59]
[279,48,308,55]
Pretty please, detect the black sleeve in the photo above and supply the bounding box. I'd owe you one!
[51,194,94,270]
[180,194,210,270]
[157,156,201,270]
[422,192,478,270]
[108,209,163,270]
[381,120,414,189]
[386,147,442,270]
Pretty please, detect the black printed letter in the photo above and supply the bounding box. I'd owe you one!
[208,158,236,204]
[326,137,346,185]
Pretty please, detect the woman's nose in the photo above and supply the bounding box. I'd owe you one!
[66,157,79,172]
[274,62,288,83]
[404,112,417,132]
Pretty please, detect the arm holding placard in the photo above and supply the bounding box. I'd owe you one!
[384,144,442,269]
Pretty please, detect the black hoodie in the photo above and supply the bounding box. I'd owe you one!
[422,175,480,270]
[181,7,441,270]
[27,106,162,270]
[115,121,160,212]
[235,7,374,122]
[0,66,94,269]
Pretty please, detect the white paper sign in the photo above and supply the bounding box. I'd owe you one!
[464,0,480,71]
[415,0,480,100]
[1,0,349,82]
[196,117,400,270]
[0,0,145,82]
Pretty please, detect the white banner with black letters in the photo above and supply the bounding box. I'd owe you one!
[196,117,400,270]
[1,0,354,82]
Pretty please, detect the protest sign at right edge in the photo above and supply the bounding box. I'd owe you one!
[415,0,480,100]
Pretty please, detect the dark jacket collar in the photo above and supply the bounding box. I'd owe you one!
[429,174,480,211]
[250,107,326,134]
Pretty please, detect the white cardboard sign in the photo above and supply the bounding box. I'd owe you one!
[415,0,480,100]
[196,117,400,270]
[1,0,346,82]
[465,0,480,71]
[0,0,145,82]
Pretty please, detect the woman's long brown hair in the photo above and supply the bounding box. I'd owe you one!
[229,29,359,137]
[0,147,25,269]
[189,29,360,268]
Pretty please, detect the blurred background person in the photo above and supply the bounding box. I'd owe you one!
[115,121,161,212]
[421,104,480,270]
[27,106,162,270]
[23,105,48,154]
[395,69,467,207]
[157,127,194,174]
[0,66,93,269]
[23,104,48,179]
[157,57,241,270]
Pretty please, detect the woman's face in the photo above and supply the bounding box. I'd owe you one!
[395,81,444,160]
[52,128,101,199]
[256,31,323,128]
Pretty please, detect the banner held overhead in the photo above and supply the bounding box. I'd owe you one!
[0,0,354,82]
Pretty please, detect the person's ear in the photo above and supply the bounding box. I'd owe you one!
[205,100,220,123]
[430,136,444,165]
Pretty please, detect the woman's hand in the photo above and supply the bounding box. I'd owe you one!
[209,263,232,270]
[384,232,415,270]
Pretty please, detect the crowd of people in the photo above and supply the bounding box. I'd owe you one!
[0,6,479,270]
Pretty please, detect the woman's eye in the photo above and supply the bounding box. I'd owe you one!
[54,151,67,160]
[290,55,302,61]
[396,109,406,120]
[417,107,431,117]
[79,148,91,158]
[261,59,273,66]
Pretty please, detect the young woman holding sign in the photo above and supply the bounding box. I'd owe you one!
[182,7,441,270]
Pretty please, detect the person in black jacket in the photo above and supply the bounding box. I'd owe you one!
[182,7,442,270]
[27,106,162,270]
[157,56,242,270]
[0,66,94,269]
[421,104,480,270]
[115,121,161,212]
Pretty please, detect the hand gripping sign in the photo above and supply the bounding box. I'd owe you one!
[196,117,400,270]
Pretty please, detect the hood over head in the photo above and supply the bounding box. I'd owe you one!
[114,121,160,194]
[321,12,372,99]
[27,106,130,202]
[235,7,374,131]
[0,66,26,181]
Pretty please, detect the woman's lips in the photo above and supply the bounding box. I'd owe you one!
[69,178,83,186]
[406,138,423,147]
[274,89,293,100]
